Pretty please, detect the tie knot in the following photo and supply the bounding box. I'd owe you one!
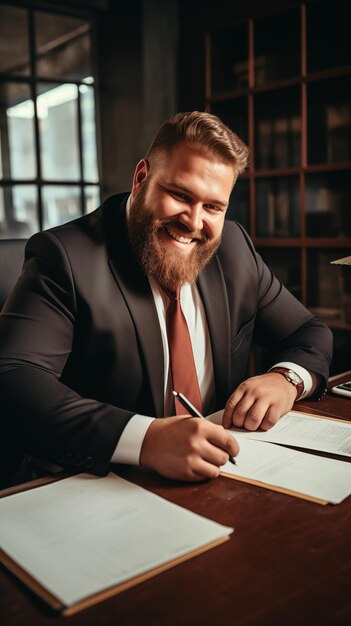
[163,286,180,301]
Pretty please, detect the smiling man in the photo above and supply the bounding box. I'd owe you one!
[0,111,332,486]
[128,141,234,290]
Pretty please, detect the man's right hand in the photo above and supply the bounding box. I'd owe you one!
[139,415,239,481]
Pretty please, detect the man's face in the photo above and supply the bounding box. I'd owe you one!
[128,142,235,290]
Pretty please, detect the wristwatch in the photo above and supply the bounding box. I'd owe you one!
[270,367,304,400]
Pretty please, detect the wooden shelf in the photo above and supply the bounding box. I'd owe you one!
[328,321,351,332]
[206,0,351,374]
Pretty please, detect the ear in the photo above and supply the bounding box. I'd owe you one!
[131,159,149,199]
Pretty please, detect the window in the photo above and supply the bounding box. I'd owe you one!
[0,3,100,239]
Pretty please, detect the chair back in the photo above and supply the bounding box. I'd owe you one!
[0,239,26,310]
[0,239,27,488]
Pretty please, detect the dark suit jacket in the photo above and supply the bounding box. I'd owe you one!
[0,193,333,481]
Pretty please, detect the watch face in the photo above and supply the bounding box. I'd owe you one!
[287,370,302,385]
[270,367,304,398]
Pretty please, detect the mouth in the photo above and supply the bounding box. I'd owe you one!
[163,225,201,246]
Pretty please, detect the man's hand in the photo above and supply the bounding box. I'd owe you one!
[222,373,298,431]
[140,415,239,481]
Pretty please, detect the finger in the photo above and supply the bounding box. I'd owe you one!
[230,395,257,428]
[186,458,222,481]
[241,400,270,431]
[222,389,244,428]
[207,427,240,459]
[200,441,235,468]
[259,406,283,431]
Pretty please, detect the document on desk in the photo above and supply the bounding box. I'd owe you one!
[220,438,351,504]
[208,410,351,457]
[207,410,351,504]
[0,473,233,615]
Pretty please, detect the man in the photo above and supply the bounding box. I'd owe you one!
[0,111,332,486]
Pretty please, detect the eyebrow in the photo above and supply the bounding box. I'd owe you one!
[161,181,229,208]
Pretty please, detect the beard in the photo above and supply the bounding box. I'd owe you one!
[128,184,221,291]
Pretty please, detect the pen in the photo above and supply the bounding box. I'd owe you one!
[172,390,237,466]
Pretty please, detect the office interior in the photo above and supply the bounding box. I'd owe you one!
[0,0,350,375]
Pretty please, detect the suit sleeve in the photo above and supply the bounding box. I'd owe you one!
[251,239,333,394]
[0,231,134,476]
[220,222,333,396]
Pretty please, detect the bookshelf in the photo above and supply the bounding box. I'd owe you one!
[205,0,351,373]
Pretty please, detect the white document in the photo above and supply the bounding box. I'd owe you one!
[220,438,351,504]
[207,410,351,503]
[208,410,351,457]
[0,473,233,607]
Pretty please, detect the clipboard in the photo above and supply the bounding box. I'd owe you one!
[0,473,233,615]
[0,535,230,616]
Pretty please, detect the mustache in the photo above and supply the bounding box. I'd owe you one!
[156,218,207,243]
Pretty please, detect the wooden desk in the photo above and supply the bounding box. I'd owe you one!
[297,370,351,421]
[1,375,350,626]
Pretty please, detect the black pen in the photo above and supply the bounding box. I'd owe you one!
[172,390,237,466]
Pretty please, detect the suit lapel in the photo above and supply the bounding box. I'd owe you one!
[198,257,231,408]
[104,196,165,417]
[101,194,231,415]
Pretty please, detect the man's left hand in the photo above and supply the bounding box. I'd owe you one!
[222,372,298,431]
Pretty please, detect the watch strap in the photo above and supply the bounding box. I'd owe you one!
[270,366,304,400]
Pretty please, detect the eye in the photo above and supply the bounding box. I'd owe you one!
[204,203,223,213]
[170,191,189,202]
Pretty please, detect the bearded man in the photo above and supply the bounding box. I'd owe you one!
[0,111,332,487]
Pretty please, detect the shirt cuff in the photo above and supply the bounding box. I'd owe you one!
[269,361,313,400]
[110,415,155,465]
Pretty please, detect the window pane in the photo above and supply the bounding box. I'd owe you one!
[254,8,300,87]
[80,85,98,182]
[254,87,301,169]
[258,248,301,300]
[0,5,30,76]
[307,248,351,324]
[42,185,81,229]
[84,185,100,214]
[0,83,36,180]
[227,179,249,231]
[35,12,92,81]
[0,185,39,238]
[37,83,80,181]
[255,176,300,237]
[306,171,351,238]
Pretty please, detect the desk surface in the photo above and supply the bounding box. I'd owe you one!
[1,373,350,626]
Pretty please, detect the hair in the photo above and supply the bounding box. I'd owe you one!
[146,110,249,175]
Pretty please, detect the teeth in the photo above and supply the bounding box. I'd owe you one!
[165,227,193,244]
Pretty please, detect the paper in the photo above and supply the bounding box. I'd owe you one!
[208,410,351,457]
[220,438,351,504]
[0,473,233,608]
[207,410,351,503]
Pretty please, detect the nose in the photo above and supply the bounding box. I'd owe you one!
[179,203,203,232]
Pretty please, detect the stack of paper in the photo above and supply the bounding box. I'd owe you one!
[0,473,233,614]
[207,410,351,504]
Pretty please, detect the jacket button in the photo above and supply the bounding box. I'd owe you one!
[84,456,93,468]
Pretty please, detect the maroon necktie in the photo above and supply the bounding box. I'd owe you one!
[165,287,203,415]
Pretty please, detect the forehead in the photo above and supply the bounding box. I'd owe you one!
[150,142,236,190]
